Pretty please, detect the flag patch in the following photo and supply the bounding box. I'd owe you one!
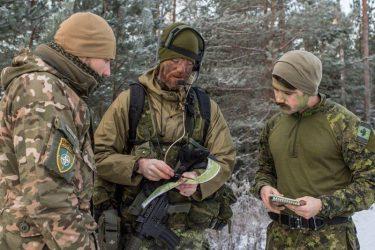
[57,137,75,173]
[356,123,372,145]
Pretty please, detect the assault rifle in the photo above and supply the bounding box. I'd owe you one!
[130,190,180,250]
[172,138,210,180]
[128,139,210,249]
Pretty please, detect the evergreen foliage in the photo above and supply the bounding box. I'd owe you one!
[0,0,374,248]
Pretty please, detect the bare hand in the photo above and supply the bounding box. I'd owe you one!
[260,185,285,214]
[285,196,322,219]
[136,158,174,181]
[176,171,198,197]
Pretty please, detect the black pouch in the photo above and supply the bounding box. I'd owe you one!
[98,209,121,250]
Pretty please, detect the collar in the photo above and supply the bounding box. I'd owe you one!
[292,93,327,118]
[35,43,100,99]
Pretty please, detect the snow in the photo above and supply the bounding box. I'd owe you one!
[353,206,375,250]
[340,0,351,14]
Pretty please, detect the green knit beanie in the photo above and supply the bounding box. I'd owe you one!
[272,50,322,95]
[158,22,200,63]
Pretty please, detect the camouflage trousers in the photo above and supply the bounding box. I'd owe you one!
[266,219,359,250]
[123,228,209,250]
[0,231,97,249]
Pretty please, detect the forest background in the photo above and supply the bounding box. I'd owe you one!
[0,0,374,249]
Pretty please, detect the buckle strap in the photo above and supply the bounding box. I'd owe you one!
[165,44,202,62]
[167,203,191,214]
[268,212,349,230]
[325,216,350,225]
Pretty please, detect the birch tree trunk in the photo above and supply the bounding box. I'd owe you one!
[337,0,347,106]
[362,0,371,121]
[172,0,176,22]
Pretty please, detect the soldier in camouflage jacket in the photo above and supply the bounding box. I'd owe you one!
[0,12,115,249]
[252,50,374,249]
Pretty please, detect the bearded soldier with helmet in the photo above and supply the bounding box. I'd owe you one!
[93,22,236,249]
[252,50,375,249]
[0,12,116,249]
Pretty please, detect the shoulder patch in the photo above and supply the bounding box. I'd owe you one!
[56,138,76,173]
[44,117,78,183]
[356,122,372,145]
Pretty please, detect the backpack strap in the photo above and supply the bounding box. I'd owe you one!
[115,82,145,217]
[128,82,146,151]
[192,87,211,144]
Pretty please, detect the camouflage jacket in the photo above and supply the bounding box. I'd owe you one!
[94,67,236,204]
[0,45,97,249]
[253,94,375,219]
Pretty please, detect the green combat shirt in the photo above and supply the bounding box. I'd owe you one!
[253,95,375,219]
[0,47,97,249]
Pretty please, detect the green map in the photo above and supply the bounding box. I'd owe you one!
[141,157,221,208]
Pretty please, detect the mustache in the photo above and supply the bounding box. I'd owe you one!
[276,102,290,109]
[172,74,189,79]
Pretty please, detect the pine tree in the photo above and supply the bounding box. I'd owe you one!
[0,0,64,98]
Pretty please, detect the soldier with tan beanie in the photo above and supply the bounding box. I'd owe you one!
[0,12,115,249]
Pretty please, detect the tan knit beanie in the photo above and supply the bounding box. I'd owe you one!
[272,50,322,95]
[54,12,116,59]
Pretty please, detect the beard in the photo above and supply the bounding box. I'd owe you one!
[158,73,188,91]
[156,61,192,91]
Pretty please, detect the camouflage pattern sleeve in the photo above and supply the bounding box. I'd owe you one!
[320,107,375,218]
[4,74,94,249]
[251,116,278,198]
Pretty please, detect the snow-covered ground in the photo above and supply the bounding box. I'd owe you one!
[353,206,375,250]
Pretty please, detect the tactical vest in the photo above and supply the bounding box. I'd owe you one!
[117,83,236,232]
